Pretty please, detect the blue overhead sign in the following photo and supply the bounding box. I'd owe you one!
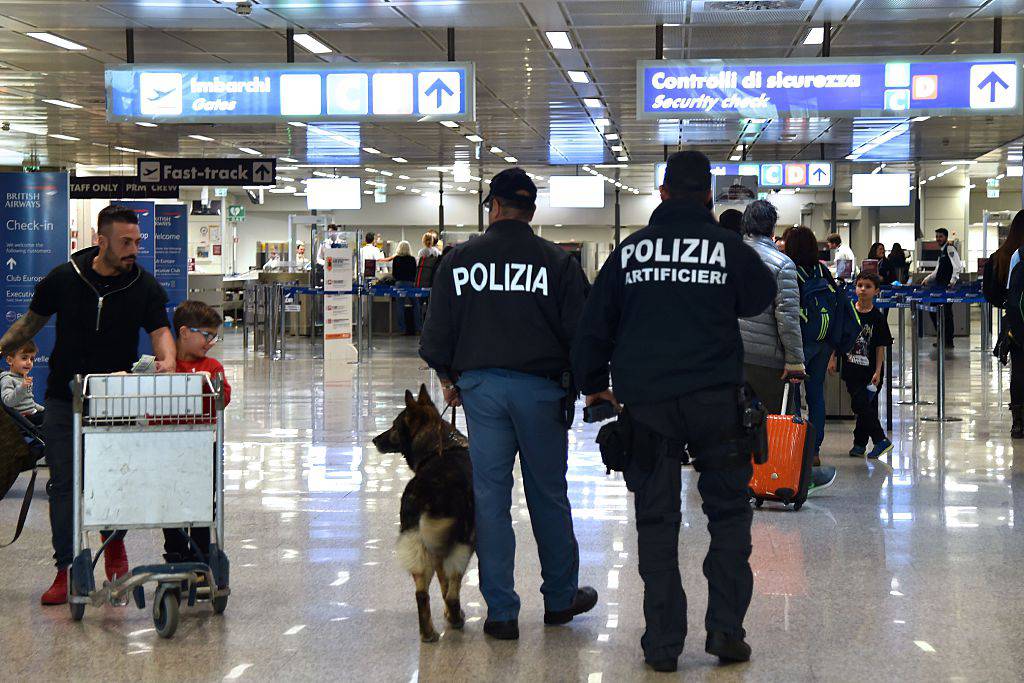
[637,55,1022,119]
[656,161,833,189]
[106,62,475,123]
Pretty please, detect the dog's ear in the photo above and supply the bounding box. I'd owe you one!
[405,389,418,411]
[417,384,433,406]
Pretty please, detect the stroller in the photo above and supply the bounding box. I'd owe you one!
[0,404,45,547]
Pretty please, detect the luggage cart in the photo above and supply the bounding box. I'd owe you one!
[68,373,230,638]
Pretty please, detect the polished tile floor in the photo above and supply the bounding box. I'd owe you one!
[2,323,1023,682]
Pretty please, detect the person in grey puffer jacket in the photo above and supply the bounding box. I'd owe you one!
[1,340,45,423]
[739,201,838,493]
[738,200,805,413]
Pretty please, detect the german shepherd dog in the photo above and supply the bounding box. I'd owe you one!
[372,385,475,642]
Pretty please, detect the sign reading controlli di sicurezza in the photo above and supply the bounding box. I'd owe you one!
[637,55,1022,119]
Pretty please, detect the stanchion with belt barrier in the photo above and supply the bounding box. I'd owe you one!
[352,283,433,357]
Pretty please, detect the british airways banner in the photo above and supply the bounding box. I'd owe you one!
[637,55,1022,119]
[155,204,188,324]
[0,172,69,402]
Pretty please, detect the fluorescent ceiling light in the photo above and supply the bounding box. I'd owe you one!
[26,32,87,51]
[803,27,825,45]
[397,174,410,180]
[617,156,629,162]
[1007,166,1024,177]
[396,185,406,191]
[362,147,380,154]
[594,118,610,128]
[276,176,295,182]
[567,71,590,84]
[584,98,604,108]
[238,147,261,155]
[911,116,931,122]
[49,134,79,141]
[611,145,622,152]
[287,121,306,128]
[605,133,619,140]
[189,134,215,142]
[42,98,82,109]
[489,146,503,154]
[293,33,332,54]
[380,170,393,177]
[941,160,977,165]
[268,186,297,194]
[114,146,140,153]
[135,121,158,127]
[545,31,572,50]
[11,124,46,136]
[392,157,408,163]
[465,134,483,143]
[279,157,298,163]
[440,121,459,128]
[504,156,518,163]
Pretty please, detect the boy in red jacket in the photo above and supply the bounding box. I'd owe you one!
[162,300,231,563]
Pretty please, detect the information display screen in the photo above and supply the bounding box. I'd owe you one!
[548,176,605,208]
[655,161,832,189]
[305,177,361,211]
[851,173,911,207]
[637,55,1022,119]
[107,62,475,123]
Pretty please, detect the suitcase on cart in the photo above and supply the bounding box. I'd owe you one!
[750,383,816,511]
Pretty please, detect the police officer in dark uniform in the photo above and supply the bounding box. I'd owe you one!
[572,151,777,672]
[419,168,597,641]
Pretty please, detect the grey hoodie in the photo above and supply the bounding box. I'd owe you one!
[0,370,44,414]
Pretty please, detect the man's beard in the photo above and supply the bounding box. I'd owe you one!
[107,253,134,273]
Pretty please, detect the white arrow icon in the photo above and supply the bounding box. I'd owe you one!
[6,257,16,269]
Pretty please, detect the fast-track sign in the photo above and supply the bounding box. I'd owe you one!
[107,62,475,123]
[637,55,1022,119]
[138,158,276,186]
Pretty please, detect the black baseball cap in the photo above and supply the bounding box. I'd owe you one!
[663,150,712,192]
[482,168,537,209]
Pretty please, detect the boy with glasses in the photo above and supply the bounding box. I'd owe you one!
[161,299,232,563]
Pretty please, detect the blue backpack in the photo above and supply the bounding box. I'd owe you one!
[797,264,861,355]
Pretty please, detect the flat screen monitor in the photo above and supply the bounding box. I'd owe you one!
[851,173,911,207]
[548,175,605,208]
[305,177,361,210]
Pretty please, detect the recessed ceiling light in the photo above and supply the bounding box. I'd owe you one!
[584,98,604,109]
[396,185,407,191]
[380,170,393,177]
[135,121,158,127]
[465,134,483,143]
[730,155,742,161]
[363,190,373,195]
[392,157,408,163]
[664,23,681,28]
[911,116,931,122]
[594,118,610,128]
[617,156,629,162]
[293,33,332,54]
[440,121,459,128]
[49,134,79,141]
[504,156,518,163]
[42,98,82,109]
[362,147,380,154]
[611,145,622,151]
[26,32,87,51]
[279,156,298,163]
[189,134,215,142]
[238,147,260,155]
[605,133,619,140]
[567,71,590,84]
[287,121,307,128]
[803,27,825,45]
[489,146,503,154]
[545,31,572,50]
[114,146,140,153]
[276,176,295,182]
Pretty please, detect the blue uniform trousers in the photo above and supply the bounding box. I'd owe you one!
[457,368,580,621]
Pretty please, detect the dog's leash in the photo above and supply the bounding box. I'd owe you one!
[436,400,459,459]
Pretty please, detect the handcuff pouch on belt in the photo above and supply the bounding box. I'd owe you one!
[739,383,769,465]
[596,406,633,475]
[558,370,576,428]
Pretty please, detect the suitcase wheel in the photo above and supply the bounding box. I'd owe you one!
[793,501,804,511]
[754,498,764,509]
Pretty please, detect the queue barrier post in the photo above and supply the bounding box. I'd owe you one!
[921,295,961,423]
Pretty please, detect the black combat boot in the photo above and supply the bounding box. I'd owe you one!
[1011,405,1023,439]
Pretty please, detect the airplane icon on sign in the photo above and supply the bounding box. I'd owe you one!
[147,88,177,102]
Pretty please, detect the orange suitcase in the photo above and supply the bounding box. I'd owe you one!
[749,384,816,511]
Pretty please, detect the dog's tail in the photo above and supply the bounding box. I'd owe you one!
[418,515,456,555]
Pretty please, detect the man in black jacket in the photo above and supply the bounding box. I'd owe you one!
[420,168,596,641]
[0,204,175,606]
[572,151,777,672]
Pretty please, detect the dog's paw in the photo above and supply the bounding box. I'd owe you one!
[445,606,465,629]
[420,629,440,643]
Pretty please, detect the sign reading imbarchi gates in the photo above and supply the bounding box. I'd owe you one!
[106,62,475,123]
[637,55,1022,119]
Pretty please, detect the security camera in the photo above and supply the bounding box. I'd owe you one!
[1,122,9,132]
[235,1,252,15]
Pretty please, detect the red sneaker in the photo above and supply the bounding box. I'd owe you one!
[104,538,129,582]
[41,568,68,606]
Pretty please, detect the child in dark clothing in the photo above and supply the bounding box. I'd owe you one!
[829,273,894,459]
